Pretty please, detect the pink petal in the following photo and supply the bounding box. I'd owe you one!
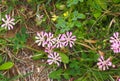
[56,61,60,66]
[47,59,53,65]
[98,65,102,70]
[10,18,15,22]
[113,32,119,38]
[107,62,112,66]
[97,62,102,65]
[8,24,13,30]
[103,66,106,70]
[2,18,5,22]
[1,24,6,27]
[69,32,72,36]
[69,42,73,47]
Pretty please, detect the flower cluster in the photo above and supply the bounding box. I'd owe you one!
[1,15,15,30]
[110,32,120,53]
[35,31,76,66]
[97,56,114,71]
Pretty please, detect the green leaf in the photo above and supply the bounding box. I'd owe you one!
[49,69,62,79]
[67,0,79,7]
[75,77,87,81]
[56,17,67,28]
[56,17,70,33]
[113,0,120,3]
[56,3,66,10]
[21,27,26,34]
[0,62,14,70]
[32,53,44,60]
[59,53,69,63]
[95,0,107,10]
[72,11,86,20]
[75,21,82,28]
[69,60,80,69]
[79,0,84,2]
[63,71,70,79]
[78,13,86,19]
[89,0,102,11]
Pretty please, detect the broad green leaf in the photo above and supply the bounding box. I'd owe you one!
[93,11,101,18]
[0,62,14,70]
[59,53,69,63]
[49,69,62,79]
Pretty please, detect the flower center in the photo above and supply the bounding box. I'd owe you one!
[66,37,70,42]
[102,61,107,66]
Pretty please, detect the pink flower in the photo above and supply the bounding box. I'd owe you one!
[62,32,76,47]
[1,15,15,30]
[110,32,120,53]
[118,78,120,81]
[45,32,56,47]
[45,46,54,54]
[54,34,64,48]
[47,52,61,66]
[97,56,113,71]
[110,32,119,43]
[116,78,120,81]
[111,42,120,53]
[35,32,47,47]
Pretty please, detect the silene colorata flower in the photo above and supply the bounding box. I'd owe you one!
[54,34,64,48]
[110,32,120,53]
[62,32,76,47]
[45,46,54,54]
[47,52,61,66]
[97,56,114,71]
[35,31,47,47]
[1,15,15,30]
[45,32,56,47]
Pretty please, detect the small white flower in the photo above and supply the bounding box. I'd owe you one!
[1,15,15,30]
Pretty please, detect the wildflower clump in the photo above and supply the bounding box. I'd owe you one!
[35,31,76,66]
